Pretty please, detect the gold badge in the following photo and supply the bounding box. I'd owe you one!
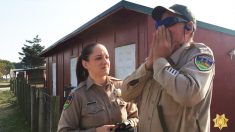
[113,88,122,97]
[213,114,229,130]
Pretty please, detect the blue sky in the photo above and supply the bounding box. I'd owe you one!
[0,0,234,62]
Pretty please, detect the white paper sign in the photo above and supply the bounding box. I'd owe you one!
[115,44,136,79]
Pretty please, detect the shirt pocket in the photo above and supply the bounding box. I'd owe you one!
[114,99,128,121]
[116,99,126,107]
[85,102,105,115]
[84,102,107,124]
[82,102,107,127]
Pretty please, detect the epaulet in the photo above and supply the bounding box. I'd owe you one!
[109,76,122,81]
[71,87,79,93]
[71,81,86,92]
[191,42,213,55]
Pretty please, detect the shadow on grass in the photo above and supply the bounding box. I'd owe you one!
[0,90,31,132]
[0,85,10,88]
[0,82,10,88]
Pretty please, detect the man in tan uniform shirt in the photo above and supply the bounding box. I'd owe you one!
[122,4,215,132]
[58,76,138,132]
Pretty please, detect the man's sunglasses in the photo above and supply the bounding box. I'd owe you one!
[155,17,188,29]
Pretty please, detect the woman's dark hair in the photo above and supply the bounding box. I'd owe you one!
[76,43,98,85]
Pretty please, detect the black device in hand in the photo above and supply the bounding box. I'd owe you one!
[113,120,134,132]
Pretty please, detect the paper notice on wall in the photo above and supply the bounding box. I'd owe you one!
[115,44,136,79]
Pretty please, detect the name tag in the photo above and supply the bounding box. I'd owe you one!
[87,101,97,105]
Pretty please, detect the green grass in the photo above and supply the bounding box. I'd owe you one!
[0,90,31,132]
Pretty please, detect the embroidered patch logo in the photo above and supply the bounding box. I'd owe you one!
[63,93,74,110]
[194,55,214,71]
[213,114,229,130]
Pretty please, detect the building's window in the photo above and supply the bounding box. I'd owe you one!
[115,44,136,79]
[52,63,56,96]
[70,57,78,87]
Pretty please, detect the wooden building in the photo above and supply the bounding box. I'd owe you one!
[11,67,46,87]
[40,1,235,131]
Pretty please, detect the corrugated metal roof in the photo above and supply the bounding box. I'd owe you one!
[40,0,235,57]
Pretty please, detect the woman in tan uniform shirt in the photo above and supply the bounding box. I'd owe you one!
[57,43,138,132]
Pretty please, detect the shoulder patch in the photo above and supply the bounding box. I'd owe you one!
[63,93,74,110]
[194,54,214,71]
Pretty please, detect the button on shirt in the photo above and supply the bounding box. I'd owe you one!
[58,76,138,132]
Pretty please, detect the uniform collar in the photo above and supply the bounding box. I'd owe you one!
[86,76,112,90]
[170,43,190,65]
[86,76,94,90]
[106,76,113,85]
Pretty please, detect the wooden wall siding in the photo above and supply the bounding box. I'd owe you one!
[71,10,149,77]
[72,41,79,57]
[57,52,64,109]
[96,24,115,76]
[44,10,158,94]
[137,15,148,66]
[63,47,72,90]
[112,10,148,70]
[194,28,235,131]
[45,58,50,92]
[114,12,138,47]
[82,32,97,45]
[47,56,53,95]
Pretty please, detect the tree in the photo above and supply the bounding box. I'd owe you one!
[12,62,24,69]
[19,35,45,68]
[0,59,15,79]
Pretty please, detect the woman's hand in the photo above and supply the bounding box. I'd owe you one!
[96,125,115,132]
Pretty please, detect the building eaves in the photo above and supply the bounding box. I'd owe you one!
[40,0,235,57]
[40,0,152,57]
[197,21,235,36]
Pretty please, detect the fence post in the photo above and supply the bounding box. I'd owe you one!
[38,88,45,132]
[31,86,37,132]
[10,79,13,91]
[50,96,60,132]
[27,84,31,125]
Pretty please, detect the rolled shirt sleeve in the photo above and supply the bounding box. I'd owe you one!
[125,102,139,127]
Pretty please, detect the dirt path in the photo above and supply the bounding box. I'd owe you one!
[0,87,10,91]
